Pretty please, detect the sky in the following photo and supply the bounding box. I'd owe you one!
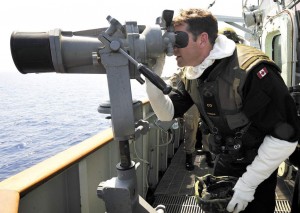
[0,0,245,74]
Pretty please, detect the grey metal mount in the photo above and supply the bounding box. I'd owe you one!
[97,162,165,213]
[96,20,165,212]
[9,11,175,212]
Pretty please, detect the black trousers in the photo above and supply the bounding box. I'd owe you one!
[291,170,300,213]
[213,154,277,213]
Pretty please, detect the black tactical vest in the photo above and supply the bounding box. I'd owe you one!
[188,44,279,158]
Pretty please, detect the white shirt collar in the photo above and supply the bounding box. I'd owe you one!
[185,34,236,80]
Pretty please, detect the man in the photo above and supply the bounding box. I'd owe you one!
[169,68,198,171]
[289,86,300,213]
[146,8,300,213]
[289,129,300,213]
[169,68,213,171]
[218,27,245,44]
[291,166,300,213]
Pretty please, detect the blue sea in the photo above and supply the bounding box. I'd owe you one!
[0,72,147,181]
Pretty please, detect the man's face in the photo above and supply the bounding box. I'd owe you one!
[174,23,209,67]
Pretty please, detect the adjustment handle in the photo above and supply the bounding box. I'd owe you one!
[138,65,172,94]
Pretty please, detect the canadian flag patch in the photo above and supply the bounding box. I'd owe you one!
[257,67,268,79]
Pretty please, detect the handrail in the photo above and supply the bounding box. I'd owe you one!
[0,190,19,213]
[0,128,113,193]
[0,98,151,213]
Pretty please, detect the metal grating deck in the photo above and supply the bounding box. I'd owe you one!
[275,199,291,213]
[152,142,294,213]
[153,195,203,213]
[153,195,291,213]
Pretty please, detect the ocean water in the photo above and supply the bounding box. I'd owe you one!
[0,72,147,181]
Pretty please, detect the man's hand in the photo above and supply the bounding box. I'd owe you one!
[226,178,255,213]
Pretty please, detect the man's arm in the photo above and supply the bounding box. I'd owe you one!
[227,136,297,213]
[227,64,300,213]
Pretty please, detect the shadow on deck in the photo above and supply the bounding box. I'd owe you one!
[152,143,295,213]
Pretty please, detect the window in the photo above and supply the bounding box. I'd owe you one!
[272,34,282,70]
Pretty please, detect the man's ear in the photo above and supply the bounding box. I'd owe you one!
[198,32,209,47]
